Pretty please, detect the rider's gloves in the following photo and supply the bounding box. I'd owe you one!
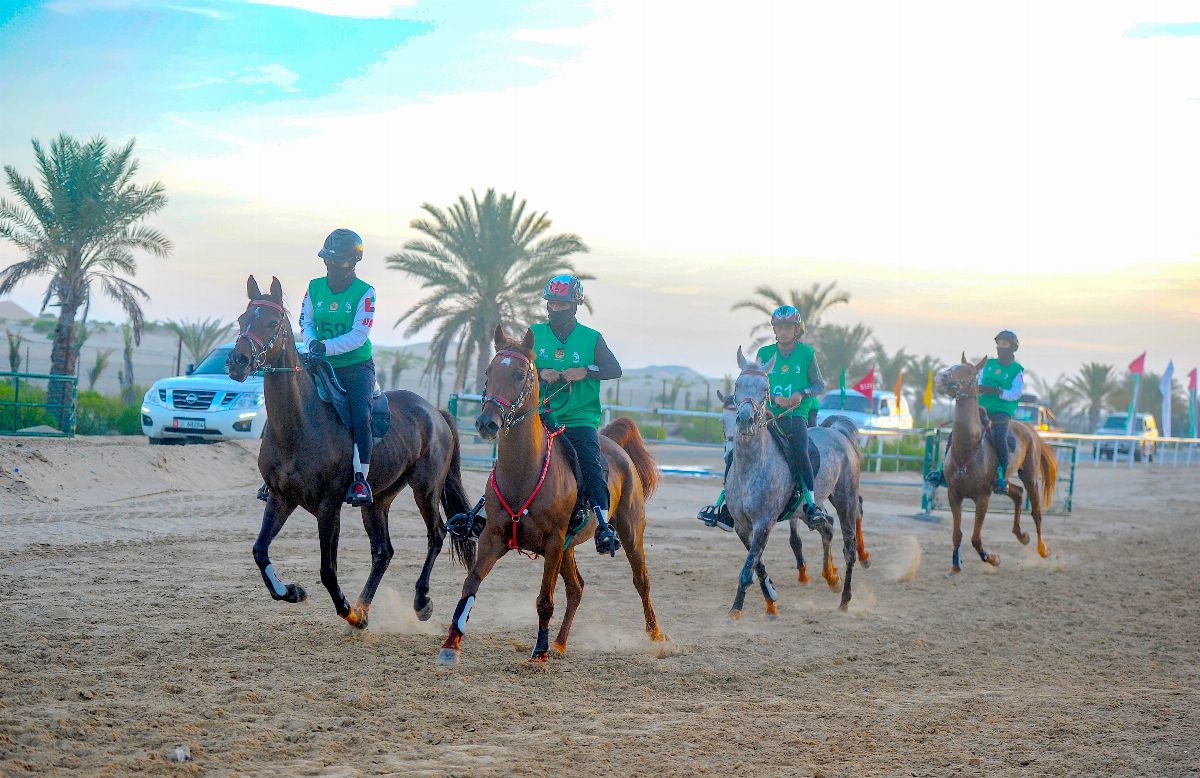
[309,340,327,356]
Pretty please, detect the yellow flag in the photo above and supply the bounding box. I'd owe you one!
[923,368,934,411]
[893,368,904,410]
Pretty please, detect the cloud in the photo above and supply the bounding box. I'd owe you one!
[178,63,301,92]
[1125,22,1200,37]
[242,0,417,18]
[46,0,226,18]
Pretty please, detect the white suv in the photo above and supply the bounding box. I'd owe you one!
[140,342,267,444]
[816,389,914,431]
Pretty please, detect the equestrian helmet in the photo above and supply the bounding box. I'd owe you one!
[318,228,363,264]
[994,329,1019,350]
[771,305,806,334]
[543,274,585,304]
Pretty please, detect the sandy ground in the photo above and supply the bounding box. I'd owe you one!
[0,436,1197,776]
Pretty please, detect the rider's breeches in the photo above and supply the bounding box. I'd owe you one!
[988,412,1011,471]
[333,359,376,469]
[563,425,609,512]
[778,415,816,492]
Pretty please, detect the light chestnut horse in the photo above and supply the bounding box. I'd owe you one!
[935,357,1057,573]
[437,327,664,666]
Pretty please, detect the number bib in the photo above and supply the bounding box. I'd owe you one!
[307,277,373,367]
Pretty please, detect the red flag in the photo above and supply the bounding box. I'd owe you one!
[1128,352,1146,374]
[853,368,876,403]
[1189,367,1197,392]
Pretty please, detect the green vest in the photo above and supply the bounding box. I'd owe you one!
[978,358,1023,416]
[757,342,819,416]
[531,321,602,429]
[307,277,373,368]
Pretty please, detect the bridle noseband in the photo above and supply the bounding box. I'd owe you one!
[735,368,772,434]
[940,368,977,400]
[236,300,291,373]
[481,348,536,433]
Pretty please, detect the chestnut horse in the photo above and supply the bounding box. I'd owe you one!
[226,276,473,629]
[437,326,665,665]
[935,357,1057,573]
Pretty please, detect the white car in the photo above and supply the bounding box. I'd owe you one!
[815,389,914,431]
[141,342,268,444]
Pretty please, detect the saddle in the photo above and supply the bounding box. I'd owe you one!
[766,422,822,481]
[307,358,390,440]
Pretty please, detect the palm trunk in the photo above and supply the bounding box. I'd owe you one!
[48,298,82,431]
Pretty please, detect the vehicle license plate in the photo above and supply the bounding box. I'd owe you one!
[173,418,206,430]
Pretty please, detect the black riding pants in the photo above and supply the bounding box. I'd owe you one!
[988,411,1011,472]
[777,415,816,492]
[332,359,375,467]
[562,425,609,513]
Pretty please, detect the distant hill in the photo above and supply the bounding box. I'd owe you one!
[0,300,34,322]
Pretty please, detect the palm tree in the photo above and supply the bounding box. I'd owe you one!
[1064,362,1118,431]
[387,189,590,396]
[387,347,423,390]
[1028,373,1072,417]
[166,317,233,367]
[902,354,946,423]
[5,328,22,374]
[732,281,851,348]
[0,134,170,415]
[816,322,873,388]
[119,322,135,403]
[86,347,115,391]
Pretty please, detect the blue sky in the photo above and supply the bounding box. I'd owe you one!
[1,0,1199,381]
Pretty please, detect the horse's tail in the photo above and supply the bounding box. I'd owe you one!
[821,415,862,458]
[438,409,475,568]
[601,417,659,499]
[1037,436,1058,509]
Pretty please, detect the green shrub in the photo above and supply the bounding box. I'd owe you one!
[74,390,142,435]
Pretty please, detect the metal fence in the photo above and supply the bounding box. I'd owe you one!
[0,371,77,437]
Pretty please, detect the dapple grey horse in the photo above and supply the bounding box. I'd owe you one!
[725,347,867,618]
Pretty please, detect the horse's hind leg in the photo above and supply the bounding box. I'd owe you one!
[1019,460,1049,558]
[614,507,665,641]
[251,494,305,603]
[788,519,810,584]
[834,494,857,610]
[348,498,396,630]
[552,549,584,655]
[855,495,871,567]
[438,531,508,665]
[411,484,445,621]
[755,561,780,620]
[972,497,999,566]
[819,518,840,592]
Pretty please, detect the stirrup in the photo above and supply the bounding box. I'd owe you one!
[924,469,946,488]
[699,504,734,532]
[801,502,833,531]
[446,497,486,540]
[256,483,270,502]
[992,478,1008,495]
[594,521,621,557]
[346,477,373,507]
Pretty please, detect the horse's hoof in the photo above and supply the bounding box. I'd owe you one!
[858,554,871,568]
[947,567,961,577]
[727,609,743,623]
[765,601,779,621]
[415,600,434,622]
[838,599,850,612]
[648,627,667,642]
[550,641,567,656]
[528,652,549,664]
[1016,532,1030,546]
[284,584,306,603]
[986,553,1000,567]
[797,564,810,584]
[345,605,369,630]
[1037,540,1049,558]
[436,648,460,666]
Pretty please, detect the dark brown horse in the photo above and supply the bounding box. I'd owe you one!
[437,326,665,665]
[936,357,1057,573]
[226,276,473,628]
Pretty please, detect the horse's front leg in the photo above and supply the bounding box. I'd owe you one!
[730,519,771,621]
[251,493,305,603]
[315,498,356,624]
[972,497,999,566]
[437,531,508,665]
[530,538,566,663]
[347,500,396,631]
[948,490,965,574]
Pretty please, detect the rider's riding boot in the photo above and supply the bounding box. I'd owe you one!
[992,464,1008,495]
[446,496,486,540]
[592,507,621,557]
[800,488,833,531]
[697,490,727,526]
[346,473,374,507]
[256,483,270,502]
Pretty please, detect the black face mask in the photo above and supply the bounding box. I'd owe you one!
[997,347,1016,362]
[325,260,356,291]
[547,306,576,330]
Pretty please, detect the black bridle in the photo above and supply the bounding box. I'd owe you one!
[234,300,298,374]
[735,368,773,435]
[481,349,537,433]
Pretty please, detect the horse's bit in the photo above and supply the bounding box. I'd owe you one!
[481,349,536,433]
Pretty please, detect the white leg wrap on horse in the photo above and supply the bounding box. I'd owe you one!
[263,564,288,597]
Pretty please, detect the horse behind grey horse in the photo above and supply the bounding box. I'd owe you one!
[724,347,867,617]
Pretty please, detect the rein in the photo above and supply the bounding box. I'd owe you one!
[488,424,565,560]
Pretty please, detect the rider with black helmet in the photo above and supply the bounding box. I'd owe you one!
[299,228,379,506]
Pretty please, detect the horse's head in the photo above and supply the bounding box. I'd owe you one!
[227,275,291,382]
[476,325,537,440]
[935,352,987,400]
[732,346,776,436]
[716,389,738,455]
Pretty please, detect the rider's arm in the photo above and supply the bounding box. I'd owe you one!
[321,286,376,356]
[801,356,825,397]
[999,370,1024,402]
[298,292,318,350]
[587,334,622,380]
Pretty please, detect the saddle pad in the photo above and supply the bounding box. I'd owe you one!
[766,422,822,480]
[309,360,390,440]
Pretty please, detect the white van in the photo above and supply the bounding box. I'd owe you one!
[815,389,914,431]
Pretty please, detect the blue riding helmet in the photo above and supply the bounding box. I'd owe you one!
[318,228,363,264]
[543,274,585,304]
[771,305,806,334]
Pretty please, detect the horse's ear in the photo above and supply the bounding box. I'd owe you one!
[736,346,748,371]
[520,327,535,353]
[716,389,727,406]
[247,275,261,300]
[493,324,507,350]
[269,277,283,304]
[974,356,988,372]
[960,350,967,365]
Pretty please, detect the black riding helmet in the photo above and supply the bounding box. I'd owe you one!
[994,329,1019,351]
[318,228,363,264]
